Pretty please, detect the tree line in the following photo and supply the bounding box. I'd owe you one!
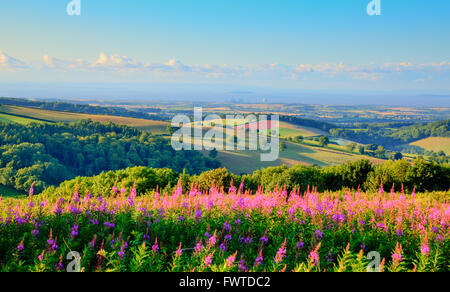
[329,120,449,148]
[40,159,449,200]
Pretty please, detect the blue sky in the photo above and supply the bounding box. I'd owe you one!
[1,0,450,105]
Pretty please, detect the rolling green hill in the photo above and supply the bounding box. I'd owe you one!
[205,141,384,174]
[0,104,386,174]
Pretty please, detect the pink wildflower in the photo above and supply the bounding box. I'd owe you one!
[308,243,322,267]
[226,251,238,267]
[204,251,215,267]
[274,239,287,264]
[152,238,159,253]
[176,243,183,257]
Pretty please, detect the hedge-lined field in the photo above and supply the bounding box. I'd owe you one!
[0,183,448,272]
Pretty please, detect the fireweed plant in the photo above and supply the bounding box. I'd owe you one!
[0,182,448,272]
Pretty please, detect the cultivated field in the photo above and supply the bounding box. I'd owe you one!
[0,112,46,125]
[0,105,169,134]
[410,137,450,155]
[274,122,326,138]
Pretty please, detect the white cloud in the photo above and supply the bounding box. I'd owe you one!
[0,51,28,69]
[43,54,88,70]
[4,51,450,84]
[91,53,144,70]
[294,64,314,73]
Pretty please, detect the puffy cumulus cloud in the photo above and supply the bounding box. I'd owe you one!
[43,53,146,71]
[43,54,88,70]
[163,59,190,71]
[91,53,144,70]
[144,59,248,77]
[0,51,28,69]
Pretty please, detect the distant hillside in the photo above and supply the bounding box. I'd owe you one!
[1,98,448,170]
[0,104,170,134]
[0,97,165,121]
[0,120,220,193]
[0,104,384,174]
[330,120,450,148]
[280,115,336,132]
[205,141,385,174]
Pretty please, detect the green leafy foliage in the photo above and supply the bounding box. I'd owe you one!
[38,158,450,200]
[0,120,220,193]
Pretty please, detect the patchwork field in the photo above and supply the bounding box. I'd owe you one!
[410,137,450,154]
[277,122,327,138]
[205,141,384,174]
[0,105,169,134]
[189,118,325,138]
[187,120,377,173]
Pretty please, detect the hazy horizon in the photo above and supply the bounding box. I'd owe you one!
[1,82,449,107]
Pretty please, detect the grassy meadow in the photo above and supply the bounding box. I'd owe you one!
[410,137,450,155]
[273,122,327,138]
